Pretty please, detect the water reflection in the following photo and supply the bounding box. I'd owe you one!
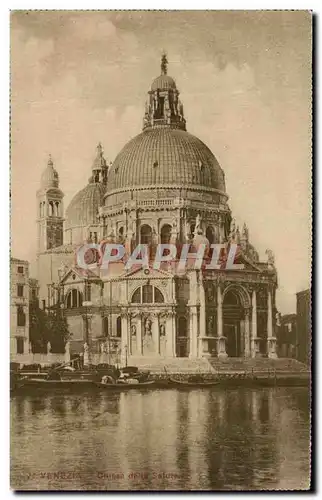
[11,387,310,491]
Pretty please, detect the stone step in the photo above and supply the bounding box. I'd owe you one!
[127,356,215,374]
[208,357,308,372]
[125,356,308,374]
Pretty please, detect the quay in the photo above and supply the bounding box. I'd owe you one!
[10,357,310,393]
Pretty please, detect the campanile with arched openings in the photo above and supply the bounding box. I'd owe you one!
[36,155,64,254]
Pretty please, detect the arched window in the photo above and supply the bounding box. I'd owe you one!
[103,317,109,337]
[154,287,164,303]
[131,288,141,304]
[66,289,83,308]
[131,286,164,304]
[118,226,125,243]
[224,290,240,306]
[49,201,54,217]
[116,316,121,338]
[140,224,152,245]
[160,224,172,245]
[142,284,153,303]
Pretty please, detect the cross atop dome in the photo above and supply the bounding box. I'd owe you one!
[161,52,168,75]
[48,153,53,167]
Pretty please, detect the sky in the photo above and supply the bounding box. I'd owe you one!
[10,10,312,313]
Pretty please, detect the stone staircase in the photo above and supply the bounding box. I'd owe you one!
[127,356,216,374]
[127,356,309,375]
[207,357,309,374]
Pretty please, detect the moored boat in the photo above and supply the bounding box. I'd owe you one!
[169,378,220,388]
[12,377,97,391]
[96,379,156,390]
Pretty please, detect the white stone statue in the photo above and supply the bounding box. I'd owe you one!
[265,249,275,267]
[64,341,70,364]
[100,342,105,354]
[229,218,236,239]
[145,318,152,336]
[47,341,51,354]
[83,342,90,366]
[195,213,202,234]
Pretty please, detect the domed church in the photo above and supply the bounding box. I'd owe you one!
[36,55,278,364]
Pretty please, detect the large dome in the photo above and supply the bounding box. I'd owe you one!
[65,182,106,229]
[106,127,226,194]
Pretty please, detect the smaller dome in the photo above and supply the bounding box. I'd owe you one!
[65,182,106,229]
[41,155,59,189]
[151,74,176,91]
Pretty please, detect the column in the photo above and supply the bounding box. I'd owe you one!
[251,289,259,358]
[244,308,251,357]
[136,314,143,355]
[121,312,129,365]
[216,285,227,358]
[267,289,277,358]
[198,276,209,357]
[199,279,206,338]
[188,271,199,357]
[172,311,177,357]
[166,312,175,357]
[152,313,160,355]
[128,315,133,356]
[189,306,198,358]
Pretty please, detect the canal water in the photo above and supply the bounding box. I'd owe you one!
[11,387,310,491]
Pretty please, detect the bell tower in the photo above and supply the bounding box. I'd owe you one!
[36,155,64,254]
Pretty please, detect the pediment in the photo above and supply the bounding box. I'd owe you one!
[59,265,100,284]
[237,253,262,272]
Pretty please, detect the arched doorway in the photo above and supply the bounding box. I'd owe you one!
[160,224,172,244]
[140,224,152,245]
[222,290,244,357]
[176,316,189,357]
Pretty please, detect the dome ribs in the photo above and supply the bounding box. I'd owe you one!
[105,128,226,198]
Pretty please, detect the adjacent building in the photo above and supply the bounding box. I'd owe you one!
[296,289,311,366]
[277,313,296,358]
[10,258,30,356]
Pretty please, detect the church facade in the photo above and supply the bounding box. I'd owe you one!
[36,56,278,364]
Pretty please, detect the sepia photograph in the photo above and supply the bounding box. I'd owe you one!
[10,10,312,491]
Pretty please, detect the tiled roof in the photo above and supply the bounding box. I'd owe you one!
[106,127,226,193]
